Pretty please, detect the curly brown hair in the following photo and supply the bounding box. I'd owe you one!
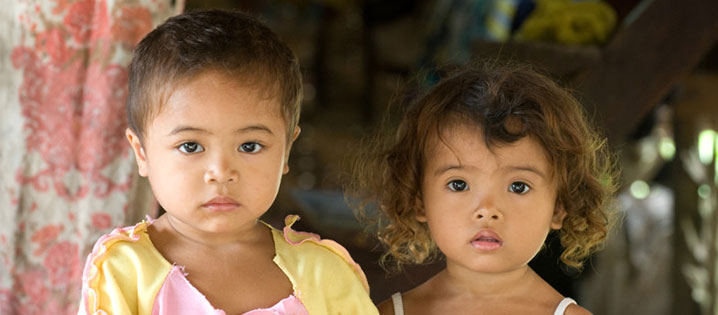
[349,63,618,271]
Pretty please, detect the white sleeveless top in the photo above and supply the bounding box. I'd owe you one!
[390,292,577,315]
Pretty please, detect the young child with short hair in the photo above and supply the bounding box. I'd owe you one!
[351,64,618,314]
[80,9,378,315]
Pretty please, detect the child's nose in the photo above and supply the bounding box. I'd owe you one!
[475,198,501,221]
[476,209,501,220]
[203,155,238,184]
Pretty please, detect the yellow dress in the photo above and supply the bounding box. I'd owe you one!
[79,215,379,315]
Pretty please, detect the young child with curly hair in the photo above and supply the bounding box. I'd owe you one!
[79,9,377,315]
[350,63,618,314]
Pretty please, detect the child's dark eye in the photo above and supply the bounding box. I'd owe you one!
[239,142,263,153]
[447,180,468,192]
[509,182,530,194]
[178,142,204,154]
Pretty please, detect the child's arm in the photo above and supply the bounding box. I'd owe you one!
[376,298,396,315]
[565,304,593,315]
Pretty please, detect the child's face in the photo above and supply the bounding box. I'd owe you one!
[418,124,565,275]
[126,71,299,235]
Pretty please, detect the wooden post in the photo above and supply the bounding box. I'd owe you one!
[673,74,718,315]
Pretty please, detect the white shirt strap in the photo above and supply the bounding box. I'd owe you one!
[554,297,577,315]
[391,292,404,315]
[390,293,575,315]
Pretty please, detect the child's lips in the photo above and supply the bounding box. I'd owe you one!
[471,230,503,251]
[202,196,240,212]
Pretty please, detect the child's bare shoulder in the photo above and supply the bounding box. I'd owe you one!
[565,303,593,315]
[391,275,444,314]
[376,298,395,315]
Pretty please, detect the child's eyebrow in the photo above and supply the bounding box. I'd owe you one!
[167,126,206,136]
[434,165,463,177]
[166,125,274,136]
[235,125,274,135]
[433,164,548,179]
[507,166,547,179]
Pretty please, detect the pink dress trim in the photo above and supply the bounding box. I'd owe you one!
[243,295,309,315]
[152,265,308,315]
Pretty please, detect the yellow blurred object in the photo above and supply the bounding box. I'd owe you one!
[515,0,617,45]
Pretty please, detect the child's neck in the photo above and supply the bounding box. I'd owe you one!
[162,214,266,249]
[440,263,539,298]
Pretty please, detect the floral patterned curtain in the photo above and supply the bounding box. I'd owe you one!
[0,1,181,313]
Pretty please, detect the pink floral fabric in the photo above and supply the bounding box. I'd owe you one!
[0,1,180,313]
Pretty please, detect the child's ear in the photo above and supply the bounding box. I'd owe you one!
[415,194,427,222]
[282,126,301,174]
[126,128,148,177]
[551,204,567,230]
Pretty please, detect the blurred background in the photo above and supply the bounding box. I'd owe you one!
[1,0,717,314]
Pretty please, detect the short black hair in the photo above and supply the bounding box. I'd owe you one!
[127,9,302,140]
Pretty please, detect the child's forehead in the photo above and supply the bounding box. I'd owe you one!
[425,123,549,161]
[178,70,282,102]
[155,71,283,114]
[426,122,483,146]
[422,127,555,182]
[421,124,482,164]
[144,71,286,131]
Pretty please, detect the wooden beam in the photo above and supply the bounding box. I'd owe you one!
[575,0,718,145]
